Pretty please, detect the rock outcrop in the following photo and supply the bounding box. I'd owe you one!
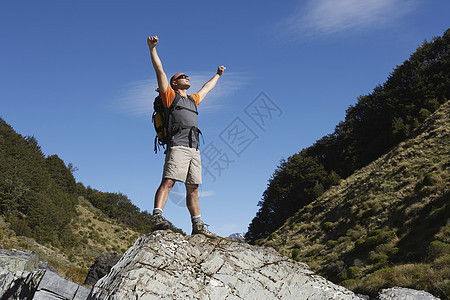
[377,287,441,300]
[0,248,90,300]
[0,269,44,300]
[0,269,89,300]
[0,268,90,300]
[33,270,90,300]
[0,234,442,299]
[0,249,39,272]
[89,231,364,299]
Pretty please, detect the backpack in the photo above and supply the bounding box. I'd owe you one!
[152,90,201,153]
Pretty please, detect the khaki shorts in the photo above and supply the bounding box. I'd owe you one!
[163,146,202,184]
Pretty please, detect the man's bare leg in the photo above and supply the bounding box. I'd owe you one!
[186,183,219,239]
[154,178,176,210]
[185,183,200,217]
[151,178,176,230]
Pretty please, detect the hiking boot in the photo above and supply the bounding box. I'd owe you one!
[192,222,220,239]
[150,214,170,231]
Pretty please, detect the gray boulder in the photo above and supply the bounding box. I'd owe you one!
[0,268,44,300]
[0,268,89,300]
[33,270,89,300]
[378,287,441,300]
[89,231,365,300]
[0,249,39,272]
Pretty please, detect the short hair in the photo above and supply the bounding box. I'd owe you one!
[170,73,182,89]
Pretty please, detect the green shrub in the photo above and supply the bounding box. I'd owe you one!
[326,239,338,247]
[354,231,397,253]
[268,232,278,241]
[375,244,390,253]
[427,240,450,260]
[322,222,335,232]
[373,254,389,268]
[422,172,441,186]
[8,214,32,237]
[341,279,359,289]
[338,236,352,243]
[347,227,364,240]
[293,240,303,249]
[292,248,301,260]
[347,266,362,279]
[358,267,394,296]
[355,263,447,299]
[387,247,399,256]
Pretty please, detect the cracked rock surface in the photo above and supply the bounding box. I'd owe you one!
[89,231,363,299]
[378,287,441,300]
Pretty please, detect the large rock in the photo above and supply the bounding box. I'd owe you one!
[0,268,89,300]
[33,270,90,300]
[378,287,441,300]
[0,249,39,272]
[89,231,364,299]
[0,268,44,300]
[84,252,122,287]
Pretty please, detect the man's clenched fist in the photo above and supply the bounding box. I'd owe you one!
[147,36,159,49]
[217,66,226,76]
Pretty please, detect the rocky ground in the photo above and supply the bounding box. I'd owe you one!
[0,232,442,299]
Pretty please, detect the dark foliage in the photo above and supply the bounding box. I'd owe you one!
[0,116,180,249]
[0,119,77,248]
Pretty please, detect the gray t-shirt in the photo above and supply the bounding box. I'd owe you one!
[170,94,200,149]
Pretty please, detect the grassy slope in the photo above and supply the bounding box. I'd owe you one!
[0,196,141,285]
[262,101,450,298]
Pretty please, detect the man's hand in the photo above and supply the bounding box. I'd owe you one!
[147,36,159,49]
[217,66,226,76]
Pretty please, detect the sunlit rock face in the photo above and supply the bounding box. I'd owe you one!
[89,231,363,300]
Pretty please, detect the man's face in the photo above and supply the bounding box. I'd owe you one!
[171,73,191,89]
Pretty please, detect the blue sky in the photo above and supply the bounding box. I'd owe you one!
[1,0,448,237]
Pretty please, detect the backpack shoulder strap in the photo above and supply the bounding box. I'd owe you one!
[171,92,198,115]
[170,92,182,111]
[187,94,199,114]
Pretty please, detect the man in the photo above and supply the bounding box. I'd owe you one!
[147,35,225,239]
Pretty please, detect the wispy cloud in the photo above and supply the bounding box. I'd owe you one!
[170,189,215,199]
[278,0,416,39]
[167,182,216,207]
[199,190,216,198]
[113,72,249,117]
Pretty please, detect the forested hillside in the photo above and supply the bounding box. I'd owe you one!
[0,117,181,282]
[0,123,77,247]
[262,100,449,299]
[246,28,450,242]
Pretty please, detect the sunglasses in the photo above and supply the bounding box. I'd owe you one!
[175,74,189,80]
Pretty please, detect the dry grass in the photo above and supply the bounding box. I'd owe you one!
[0,196,142,285]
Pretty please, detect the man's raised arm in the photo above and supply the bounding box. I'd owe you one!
[147,36,169,93]
[197,66,226,104]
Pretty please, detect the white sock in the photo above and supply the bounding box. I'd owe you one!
[153,208,163,216]
[191,215,202,226]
